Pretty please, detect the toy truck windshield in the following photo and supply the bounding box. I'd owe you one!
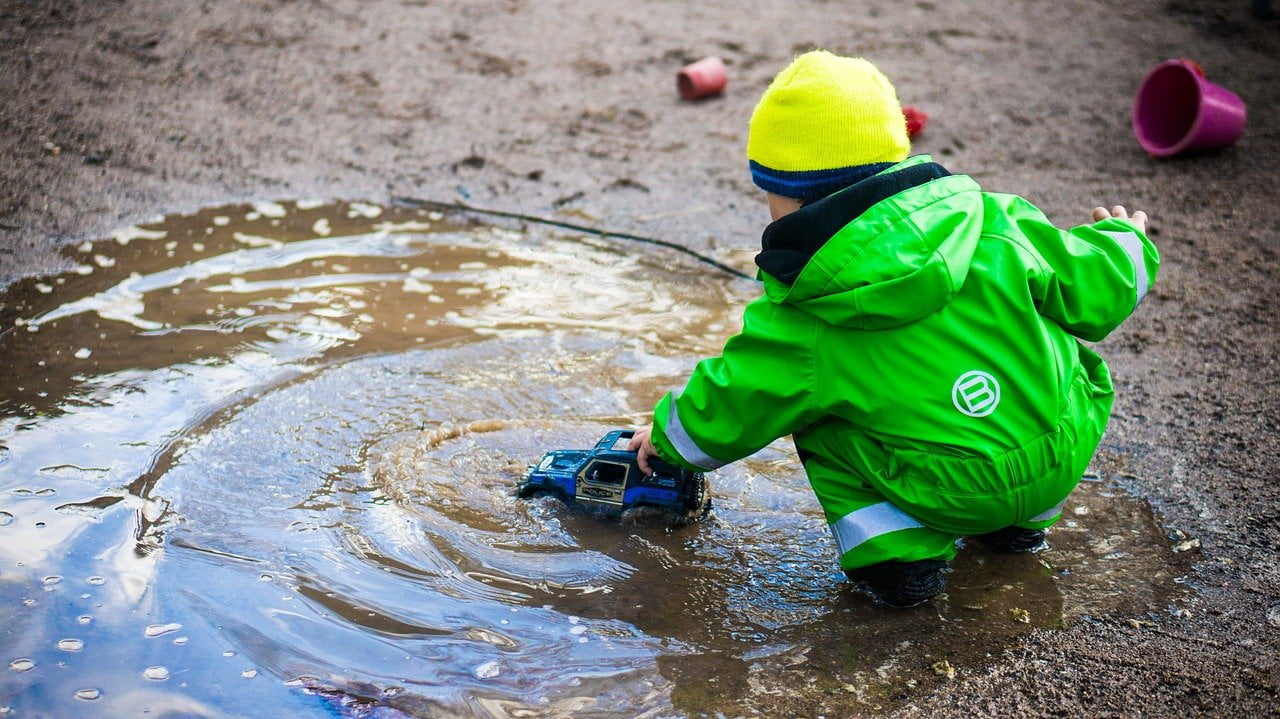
[540,451,587,471]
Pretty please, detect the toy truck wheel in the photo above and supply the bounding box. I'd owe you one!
[678,474,712,521]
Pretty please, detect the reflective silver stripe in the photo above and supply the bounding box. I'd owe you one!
[1028,500,1067,523]
[829,501,925,556]
[663,394,728,470]
[1101,230,1149,307]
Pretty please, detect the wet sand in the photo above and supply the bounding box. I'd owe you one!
[2,0,1278,715]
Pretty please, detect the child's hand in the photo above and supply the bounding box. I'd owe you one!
[627,427,657,475]
[1092,205,1149,234]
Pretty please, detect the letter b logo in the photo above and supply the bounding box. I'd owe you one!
[952,371,1000,417]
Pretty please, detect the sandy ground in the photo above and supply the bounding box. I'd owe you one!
[2,0,1278,715]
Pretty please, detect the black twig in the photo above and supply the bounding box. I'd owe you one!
[391,197,755,281]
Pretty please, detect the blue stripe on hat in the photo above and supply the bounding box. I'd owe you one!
[749,160,894,202]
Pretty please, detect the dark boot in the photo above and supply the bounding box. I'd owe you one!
[844,559,949,608]
[977,526,1047,553]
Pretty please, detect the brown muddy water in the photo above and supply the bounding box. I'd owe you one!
[0,201,1187,717]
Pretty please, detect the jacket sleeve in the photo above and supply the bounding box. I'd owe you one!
[649,298,822,472]
[1002,195,1160,342]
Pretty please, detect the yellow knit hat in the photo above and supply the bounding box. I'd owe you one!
[747,51,910,199]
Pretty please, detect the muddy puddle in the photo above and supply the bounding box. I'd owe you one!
[0,201,1188,717]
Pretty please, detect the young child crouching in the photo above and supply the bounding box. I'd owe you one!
[629,51,1158,607]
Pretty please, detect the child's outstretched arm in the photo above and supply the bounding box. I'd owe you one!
[628,300,823,474]
[997,195,1160,342]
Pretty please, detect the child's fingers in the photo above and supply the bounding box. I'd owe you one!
[1094,205,1148,232]
[628,429,653,474]
[636,448,652,475]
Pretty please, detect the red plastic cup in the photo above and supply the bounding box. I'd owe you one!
[677,56,727,100]
[1132,59,1247,157]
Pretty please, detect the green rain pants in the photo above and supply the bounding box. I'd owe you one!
[801,371,1111,571]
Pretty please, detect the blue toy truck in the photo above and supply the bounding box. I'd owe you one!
[517,430,709,518]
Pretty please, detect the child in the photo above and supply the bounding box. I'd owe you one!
[628,51,1158,607]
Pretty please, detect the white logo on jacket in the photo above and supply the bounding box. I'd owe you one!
[952,370,1000,417]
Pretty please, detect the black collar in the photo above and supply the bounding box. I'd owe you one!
[756,162,952,285]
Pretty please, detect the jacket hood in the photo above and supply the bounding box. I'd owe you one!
[756,155,984,330]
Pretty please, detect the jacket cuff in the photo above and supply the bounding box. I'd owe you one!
[1092,217,1157,308]
[651,393,729,472]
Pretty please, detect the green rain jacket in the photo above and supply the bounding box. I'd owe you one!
[650,155,1159,536]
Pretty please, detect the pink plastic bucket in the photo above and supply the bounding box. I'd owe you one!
[677,56,727,100]
[1132,59,1246,157]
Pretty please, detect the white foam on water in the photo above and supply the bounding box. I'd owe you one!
[112,226,167,245]
[26,232,448,330]
[251,201,287,219]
